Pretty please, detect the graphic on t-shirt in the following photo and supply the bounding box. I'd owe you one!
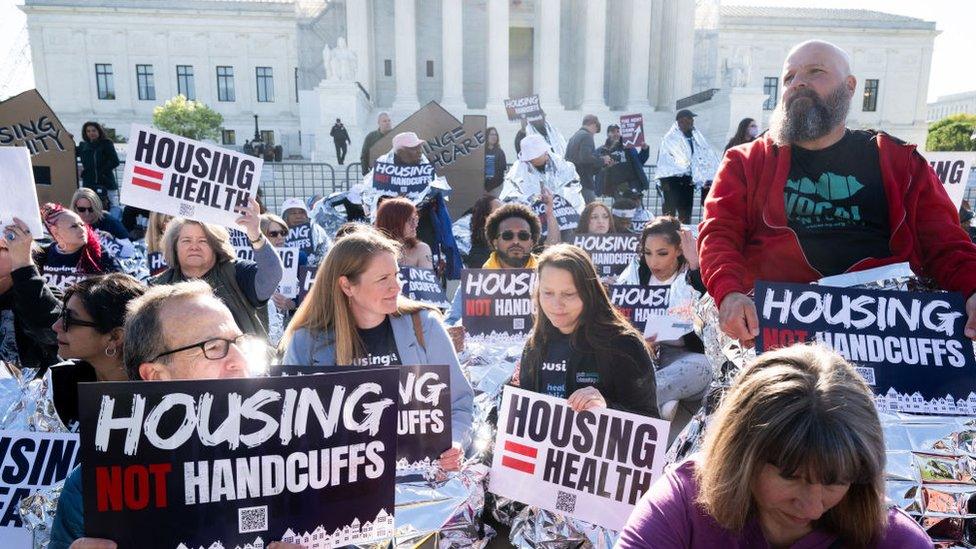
[784,172,866,230]
[0,309,19,364]
[351,351,402,367]
[539,359,568,398]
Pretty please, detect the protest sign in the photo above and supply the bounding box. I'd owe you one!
[147,251,169,277]
[0,431,79,547]
[295,265,317,306]
[532,193,580,235]
[0,89,77,206]
[572,234,640,277]
[0,147,45,236]
[97,231,134,260]
[229,229,253,261]
[924,151,976,210]
[372,161,435,204]
[608,284,671,333]
[461,268,537,340]
[79,369,398,548]
[399,266,450,309]
[285,222,315,257]
[619,114,645,149]
[121,124,262,229]
[755,281,976,415]
[275,246,300,298]
[504,94,544,123]
[489,387,669,531]
[40,263,89,293]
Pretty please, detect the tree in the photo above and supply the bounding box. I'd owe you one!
[152,95,223,141]
[926,113,976,152]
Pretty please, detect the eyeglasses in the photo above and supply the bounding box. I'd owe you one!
[500,230,532,242]
[149,334,249,363]
[265,230,287,238]
[75,207,94,213]
[59,307,101,331]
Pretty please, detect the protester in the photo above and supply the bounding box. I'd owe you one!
[280,231,474,469]
[280,197,332,264]
[70,188,128,240]
[484,127,508,195]
[518,244,657,416]
[699,40,976,344]
[151,199,283,339]
[37,203,121,292]
[330,117,352,164]
[617,216,711,419]
[464,194,502,268]
[656,110,719,223]
[0,217,60,369]
[76,121,120,210]
[360,111,393,175]
[612,197,641,233]
[375,197,434,269]
[144,212,172,256]
[565,115,611,204]
[724,117,760,152]
[617,344,931,548]
[575,202,613,235]
[596,124,651,200]
[260,213,307,319]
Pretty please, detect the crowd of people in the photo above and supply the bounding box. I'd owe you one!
[3,39,970,548]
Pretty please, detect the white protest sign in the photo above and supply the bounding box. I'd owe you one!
[925,151,976,210]
[489,387,670,531]
[120,124,262,229]
[276,246,300,298]
[642,312,693,342]
[229,229,253,261]
[0,147,45,236]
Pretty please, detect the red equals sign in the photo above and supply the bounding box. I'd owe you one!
[132,165,164,191]
[501,440,537,474]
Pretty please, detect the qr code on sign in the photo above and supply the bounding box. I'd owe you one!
[179,203,195,217]
[238,505,268,533]
[855,367,876,386]
[513,318,525,330]
[555,490,577,513]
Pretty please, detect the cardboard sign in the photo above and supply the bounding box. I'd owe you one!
[461,268,537,340]
[147,251,169,277]
[399,267,449,309]
[755,281,976,415]
[619,114,645,149]
[295,265,317,306]
[79,370,398,548]
[0,431,80,547]
[0,89,78,206]
[276,246,300,298]
[925,151,976,211]
[372,161,435,203]
[121,124,262,229]
[0,147,45,236]
[489,387,670,531]
[504,94,544,123]
[572,234,640,277]
[285,222,315,257]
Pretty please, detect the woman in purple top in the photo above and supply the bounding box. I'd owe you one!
[616,344,932,549]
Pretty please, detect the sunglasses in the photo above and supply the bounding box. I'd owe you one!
[75,207,94,213]
[500,230,532,242]
[59,307,100,331]
[266,230,287,238]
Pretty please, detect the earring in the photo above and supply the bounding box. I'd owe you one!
[105,346,117,358]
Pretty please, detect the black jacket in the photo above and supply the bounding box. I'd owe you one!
[519,330,658,418]
[0,265,61,371]
[484,144,508,192]
[564,128,603,191]
[330,123,351,145]
[77,138,120,190]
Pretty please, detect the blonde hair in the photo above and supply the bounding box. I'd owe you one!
[696,344,886,548]
[161,218,235,269]
[146,212,173,254]
[71,188,105,222]
[260,213,289,235]
[281,230,433,364]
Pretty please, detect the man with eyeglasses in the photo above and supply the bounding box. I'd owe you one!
[51,281,302,549]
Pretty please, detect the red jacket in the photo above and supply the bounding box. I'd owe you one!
[699,132,976,307]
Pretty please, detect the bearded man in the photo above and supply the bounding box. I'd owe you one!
[697,40,976,344]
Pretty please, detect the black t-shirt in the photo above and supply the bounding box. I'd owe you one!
[785,129,892,276]
[352,317,402,367]
[538,332,573,398]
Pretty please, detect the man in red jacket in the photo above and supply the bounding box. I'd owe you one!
[699,40,976,344]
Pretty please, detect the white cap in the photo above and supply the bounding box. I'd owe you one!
[280,197,308,216]
[519,134,549,162]
[392,131,424,151]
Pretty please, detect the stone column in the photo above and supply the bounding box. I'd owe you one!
[345,0,372,93]
[647,0,664,110]
[440,0,466,112]
[657,0,677,110]
[486,0,510,107]
[534,0,561,110]
[672,0,696,104]
[626,0,652,111]
[579,0,607,111]
[392,0,419,112]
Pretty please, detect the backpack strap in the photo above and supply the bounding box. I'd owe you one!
[411,312,426,351]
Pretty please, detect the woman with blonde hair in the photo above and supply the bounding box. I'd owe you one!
[145,212,172,255]
[617,344,930,548]
[281,230,473,471]
[70,188,129,240]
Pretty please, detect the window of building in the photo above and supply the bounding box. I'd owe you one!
[95,64,115,100]
[222,129,236,145]
[384,59,392,77]
[136,65,155,101]
[260,130,275,145]
[763,77,778,111]
[177,65,195,100]
[217,66,235,102]
[863,79,879,112]
[256,67,274,102]
[426,60,434,78]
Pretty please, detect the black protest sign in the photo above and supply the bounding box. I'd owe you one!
[532,194,580,236]
[122,124,263,228]
[78,370,398,548]
[619,114,645,149]
[147,251,168,277]
[399,266,449,309]
[573,234,640,277]
[285,222,315,256]
[0,431,79,546]
[372,161,435,203]
[461,268,537,339]
[295,265,317,306]
[608,284,671,334]
[755,281,976,414]
[98,232,126,259]
[504,95,544,123]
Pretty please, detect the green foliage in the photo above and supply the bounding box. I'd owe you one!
[152,95,223,141]
[926,113,976,152]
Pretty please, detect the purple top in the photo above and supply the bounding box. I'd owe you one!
[616,459,932,549]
